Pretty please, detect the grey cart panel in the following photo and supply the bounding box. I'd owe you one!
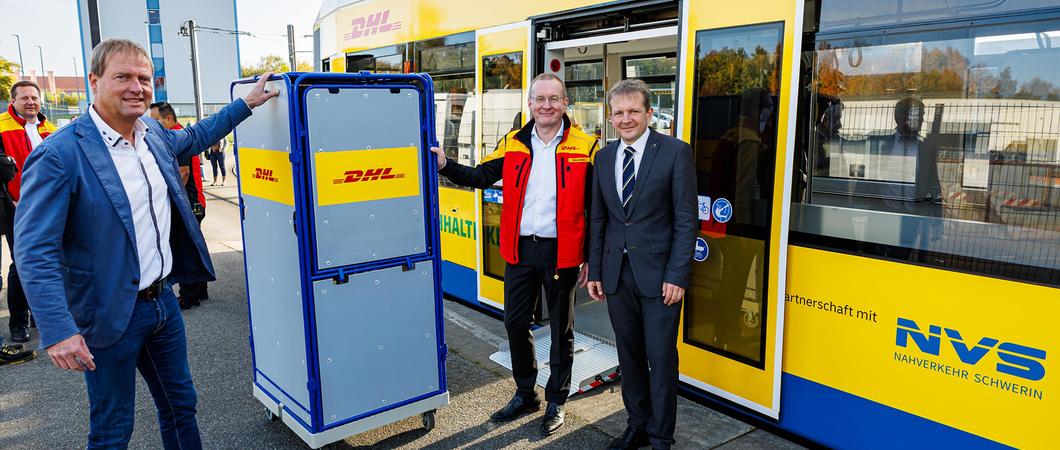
[305,87,428,268]
[243,196,312,414]
[233,80,292,152]
[313,262,440,427]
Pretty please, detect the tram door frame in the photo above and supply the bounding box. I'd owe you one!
[674,0,805,419]
[475,21,534,310]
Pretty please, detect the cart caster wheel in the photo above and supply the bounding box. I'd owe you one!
[266,408,278,422]
[422,410,436,431]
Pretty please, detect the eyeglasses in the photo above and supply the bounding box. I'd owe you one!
[531,96,566,105]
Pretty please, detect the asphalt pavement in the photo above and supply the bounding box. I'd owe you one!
[0,161,807,449]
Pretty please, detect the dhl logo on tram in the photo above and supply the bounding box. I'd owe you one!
[343,10,402,41]
[253,168,278,183]
[333,167,406,184]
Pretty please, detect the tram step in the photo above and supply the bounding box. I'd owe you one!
[489,327,620,397]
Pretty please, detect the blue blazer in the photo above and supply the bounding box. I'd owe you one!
[15,100,252,348]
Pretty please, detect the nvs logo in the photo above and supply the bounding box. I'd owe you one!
[896,317,1047,381]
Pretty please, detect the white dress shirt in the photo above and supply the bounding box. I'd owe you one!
[519,127,560,237]
[89,106,173,290]
[615,129,651,198]
[21,114,44,148]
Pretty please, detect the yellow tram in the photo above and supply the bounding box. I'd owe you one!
[312,1,1059,447]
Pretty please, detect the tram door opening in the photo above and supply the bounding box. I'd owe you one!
[546,32,681,344]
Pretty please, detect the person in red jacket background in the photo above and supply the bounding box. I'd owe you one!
[0,80,56,344]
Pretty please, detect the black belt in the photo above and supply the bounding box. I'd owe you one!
[520,234,556,242]
[137,280,163,301]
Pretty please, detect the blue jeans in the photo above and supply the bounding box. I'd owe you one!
[83,286,201,449]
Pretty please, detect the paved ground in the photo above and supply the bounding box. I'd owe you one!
[0,161,808,449]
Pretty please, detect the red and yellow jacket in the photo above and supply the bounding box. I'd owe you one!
[0,104,57,201]
[440,115,597,268]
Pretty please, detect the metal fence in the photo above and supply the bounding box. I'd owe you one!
[822,99,1060,283]
[0,100,85,121]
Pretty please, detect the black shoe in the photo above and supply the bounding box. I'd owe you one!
[490,395,540,422]
[0,344,35,366]
[540,402,565,435]
[10,325,30,343]
[179,297,202,310]
[608,427,650,450]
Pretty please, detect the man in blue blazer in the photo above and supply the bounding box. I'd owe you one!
[587,79,698,450]
[14,39,277,449]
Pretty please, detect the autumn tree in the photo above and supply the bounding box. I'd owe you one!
[0,57,20,101]
[695,45,778,97]
[241,55,290,77]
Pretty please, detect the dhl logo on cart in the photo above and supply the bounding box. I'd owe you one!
[316,147,420,206]
[253,168,279,183]
[239,148,293,206]
[333,167,406,184]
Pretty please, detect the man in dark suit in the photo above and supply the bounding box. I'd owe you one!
[586,79,697,450]
[15,38,277,448]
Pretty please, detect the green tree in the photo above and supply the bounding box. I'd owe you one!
[241,55,290,77]
[0,57,20,101]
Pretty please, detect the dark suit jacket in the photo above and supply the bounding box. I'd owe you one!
[14,101,252,348]
[587,129,698,296]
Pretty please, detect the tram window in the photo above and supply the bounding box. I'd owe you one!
[684,23,784,367]
[566,61,605,142]
[433,75,475,190]
[624,55,677,77]
[419,42,474,72]
[345,45,405,74]
[374,54,404,73]
[481,52,524,280]
[624,55,677,136]
[791,20,1060,286]
[819,0,1060,33]
[417,39,476,190]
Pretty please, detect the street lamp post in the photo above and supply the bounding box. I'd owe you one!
[10,34,25,76]
[74,57,82,109]
[180,19,204,122]
[36,45,48,107]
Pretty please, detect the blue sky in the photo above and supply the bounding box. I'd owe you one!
[0,0,321,77]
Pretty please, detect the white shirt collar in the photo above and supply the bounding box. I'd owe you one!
[621,128,651,153]
[17,111,38,125]
[531,125,563,146]
[89,104,148,148]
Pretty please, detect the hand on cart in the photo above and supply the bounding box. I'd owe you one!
[429,146,447,170]
[244,72,281,108]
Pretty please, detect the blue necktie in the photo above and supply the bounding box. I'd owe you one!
[622,146,636,214]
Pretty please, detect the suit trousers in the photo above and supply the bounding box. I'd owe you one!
[503,237,578,404]
[608,254,680,449]
[3,205,29,331]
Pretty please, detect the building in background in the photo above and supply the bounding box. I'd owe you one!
[20,71,88,98]
[76,0,240,117]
